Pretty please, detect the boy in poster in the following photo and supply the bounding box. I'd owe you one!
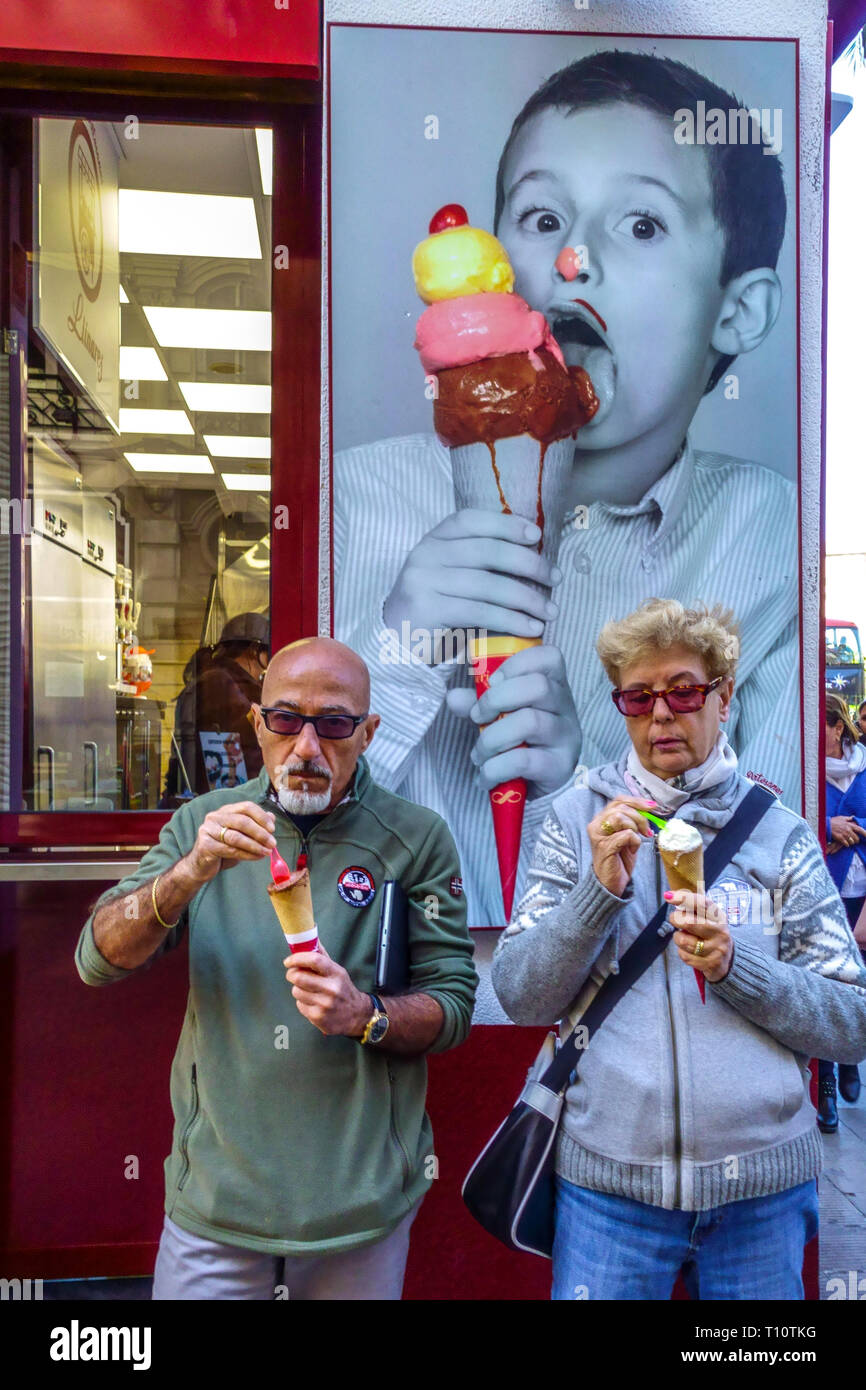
[334,49,797,924]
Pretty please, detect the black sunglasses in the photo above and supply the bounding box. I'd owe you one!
[260,708,367,740]
[611,677,724,717]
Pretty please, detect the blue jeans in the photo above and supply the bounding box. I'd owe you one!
[551,1177,818,1300]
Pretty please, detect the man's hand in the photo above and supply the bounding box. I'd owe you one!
[445,644,580,798]
[587,797,655,897]
[382,509,560,662]
[283,943,370,1036]
[186,802,276,884]
[666,888,733,984]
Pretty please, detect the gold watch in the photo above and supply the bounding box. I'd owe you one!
[360,993,389,1045]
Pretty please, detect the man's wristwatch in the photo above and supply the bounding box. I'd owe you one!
[360,993,389,1045]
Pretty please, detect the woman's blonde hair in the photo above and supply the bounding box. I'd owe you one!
[826,691,860,748]
[596,599,741,685]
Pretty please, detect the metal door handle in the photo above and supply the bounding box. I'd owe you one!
[83,741,98,805]
[37,745,56,810]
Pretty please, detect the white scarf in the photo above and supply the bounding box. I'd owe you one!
[826,741,866,792]
[624,730,739,812]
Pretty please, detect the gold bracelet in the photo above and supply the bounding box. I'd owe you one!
[151,874,180,931]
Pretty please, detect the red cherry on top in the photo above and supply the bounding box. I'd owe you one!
[429,203,469,234]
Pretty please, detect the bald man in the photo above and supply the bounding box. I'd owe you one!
[76,636,476,1300]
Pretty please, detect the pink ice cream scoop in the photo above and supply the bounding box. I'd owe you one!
[414,292,566,375]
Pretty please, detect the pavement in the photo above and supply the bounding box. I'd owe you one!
[819,1083,866,1299]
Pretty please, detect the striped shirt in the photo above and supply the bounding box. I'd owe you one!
[333,431,799,926]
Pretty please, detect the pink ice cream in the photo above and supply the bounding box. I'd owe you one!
[414,291,566,375]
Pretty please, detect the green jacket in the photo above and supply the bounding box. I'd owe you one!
[75,757,477,1255]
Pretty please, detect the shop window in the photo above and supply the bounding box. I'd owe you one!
[17,117,273,810]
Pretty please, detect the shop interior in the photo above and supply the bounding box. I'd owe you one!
[26,118,272,812]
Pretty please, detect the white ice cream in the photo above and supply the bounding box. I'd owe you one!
[657,817,702,853]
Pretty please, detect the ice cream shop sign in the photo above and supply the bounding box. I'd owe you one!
[34,118,120,431]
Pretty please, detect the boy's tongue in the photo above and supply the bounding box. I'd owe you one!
[562,341,615,424]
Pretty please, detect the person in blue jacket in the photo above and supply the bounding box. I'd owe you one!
[820,693,866,1130]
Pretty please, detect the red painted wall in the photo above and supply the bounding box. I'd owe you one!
[0,0,320,76]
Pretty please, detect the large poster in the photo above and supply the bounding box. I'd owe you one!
[329,25,800,926]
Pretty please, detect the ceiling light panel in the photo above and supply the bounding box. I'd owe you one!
[178,382,271,413]
[255,129,273,197]
[124,453,214,474]
[119,190,262,259]
[142,307,271,351]
[221,473,271,491]
[119,347,167,382]
[204,435,271,459]
[119,408,194,435]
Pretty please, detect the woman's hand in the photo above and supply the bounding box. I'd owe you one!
[666,889,733,984]
[830,815,862,849]
[587,797,656,898]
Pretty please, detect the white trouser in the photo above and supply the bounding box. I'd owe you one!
[152,1203,420,1301]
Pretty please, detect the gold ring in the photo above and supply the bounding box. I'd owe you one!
[219,824,228,844]
[693,939,705,957]
[601,819,615,835]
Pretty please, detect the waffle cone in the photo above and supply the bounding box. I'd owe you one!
[268,869,316,942]
[659,845,705,894]
[451,435,574,587]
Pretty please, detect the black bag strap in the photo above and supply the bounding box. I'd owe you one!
[539,783,777,1095]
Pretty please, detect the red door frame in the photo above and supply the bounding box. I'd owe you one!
[0,76,322,848]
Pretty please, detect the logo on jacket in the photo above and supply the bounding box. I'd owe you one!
[337,866,376,908]
[707,877,756,926]
[449,876,463,897]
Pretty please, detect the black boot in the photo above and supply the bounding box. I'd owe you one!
[839,1064,861,1104]
[818,1074,838,1133]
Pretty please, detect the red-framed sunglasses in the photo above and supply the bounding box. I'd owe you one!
[611,676,724,717]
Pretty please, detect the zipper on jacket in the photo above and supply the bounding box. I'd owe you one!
[656,840,682,1209]
[177,1063,200,1192]
[386,1061,412,1184]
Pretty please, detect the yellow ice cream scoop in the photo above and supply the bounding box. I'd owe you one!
[413,204,514,303]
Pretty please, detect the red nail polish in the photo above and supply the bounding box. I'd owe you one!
[664,890,674,901]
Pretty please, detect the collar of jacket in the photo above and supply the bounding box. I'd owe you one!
[252,753,372,820]
[586,753,745,830]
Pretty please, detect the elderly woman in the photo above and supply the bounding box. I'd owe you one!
[492,599,866,1301]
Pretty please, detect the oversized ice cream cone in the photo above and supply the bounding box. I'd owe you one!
[412,205,599,924]
[657,823,706,1004]
[452,434,576,575]
[468,633,540,920]
[268,868,318,954]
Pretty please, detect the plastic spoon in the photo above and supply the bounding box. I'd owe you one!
[270,846,292,885]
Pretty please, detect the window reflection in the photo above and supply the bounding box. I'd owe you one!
[21,118,273,811]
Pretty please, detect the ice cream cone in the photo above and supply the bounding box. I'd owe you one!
[451,435,575,577]
[268,868,318,954]
[658,835,706,1004]
[658,844,705,897]
[467,633,540,921]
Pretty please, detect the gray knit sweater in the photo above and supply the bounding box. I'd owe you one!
[491,757,866,1211]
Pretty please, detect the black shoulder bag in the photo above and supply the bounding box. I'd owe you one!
[461,783,776,1259]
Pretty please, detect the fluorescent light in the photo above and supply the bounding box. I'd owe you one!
[119,408,194,435]
[255,128,273,197]
[204,435,271,459]
[124,453,214,474]
[178,382,271,414]
[221,473,271,491]
[120,285,129,304]
[142,307,271,351]
[119,190,262,259]
[120,347,167,382]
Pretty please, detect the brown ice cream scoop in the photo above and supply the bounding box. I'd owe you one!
[434,349,598,447]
